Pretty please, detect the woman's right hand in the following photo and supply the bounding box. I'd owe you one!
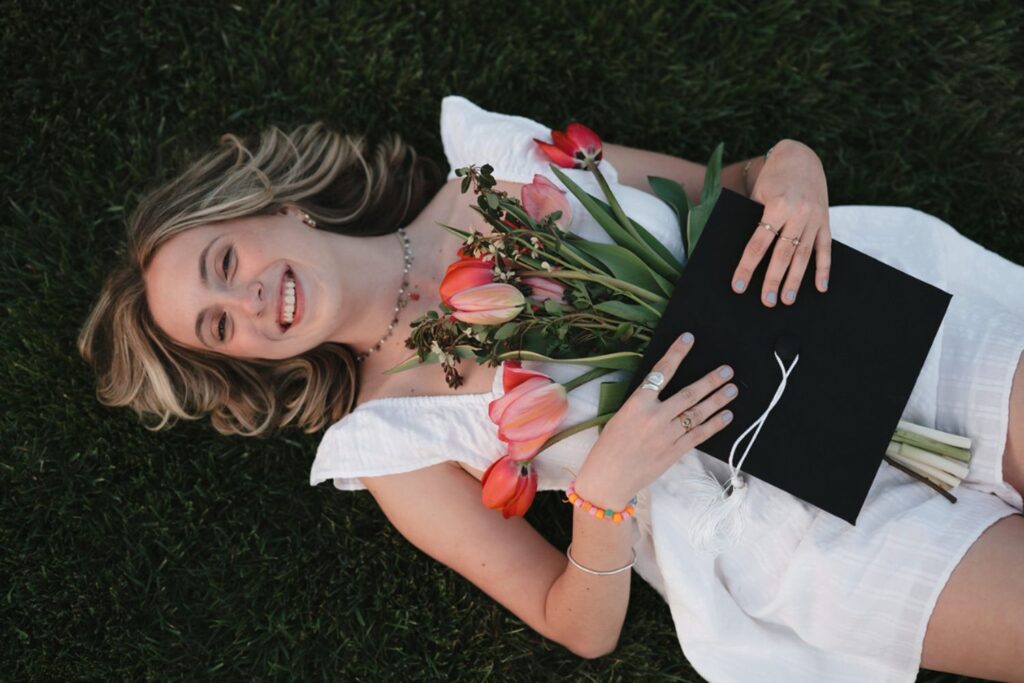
[575,333,738,509]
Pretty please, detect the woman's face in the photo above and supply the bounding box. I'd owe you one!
[144,208,343,360]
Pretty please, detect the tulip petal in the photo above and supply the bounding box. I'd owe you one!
[501,362,551,394]
[507,434,550,461]
[522,277,566,303]
[533,138,577,168]
[566,122,603,156]
[452,307,523,325]
[551,129,578,156]
[440,259,493,305]
[489,376,550,424]
[481,456,520,509]
[497,382,568,442]
[521,177,572,228]
[503,469,538,517]
[449,283,525,312]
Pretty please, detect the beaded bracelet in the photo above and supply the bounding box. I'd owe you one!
[564,479,638,523]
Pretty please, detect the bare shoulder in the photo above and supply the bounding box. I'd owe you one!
[360,462,567,642]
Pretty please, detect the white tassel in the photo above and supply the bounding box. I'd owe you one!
[684,350,799,556]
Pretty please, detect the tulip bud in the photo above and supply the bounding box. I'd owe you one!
[533,123,603,169]
[439,258,494,305]
[481,455,538,518]
[449,283,525,325]
[522,276,566,303]
[488,364,569,462]
[521,174,572,229]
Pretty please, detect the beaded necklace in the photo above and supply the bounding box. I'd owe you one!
[356,227,413,362]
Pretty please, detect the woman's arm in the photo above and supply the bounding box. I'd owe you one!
[361,462,632,659]
[602,141,770,201]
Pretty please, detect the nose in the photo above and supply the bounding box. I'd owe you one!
[220,281,264,318]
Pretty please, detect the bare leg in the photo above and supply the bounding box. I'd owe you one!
[921,513,1024,681]
[1003,351,1024,497]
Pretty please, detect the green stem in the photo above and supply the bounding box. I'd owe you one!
[589,162,642,242]
[562,367,614,393]
[518,269,666,304]
[892,428,972,462]
[536,412,615,454]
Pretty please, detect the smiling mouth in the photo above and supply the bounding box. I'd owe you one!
[280,267,297,330]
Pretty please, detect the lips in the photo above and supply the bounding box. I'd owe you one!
[278,266,303,331]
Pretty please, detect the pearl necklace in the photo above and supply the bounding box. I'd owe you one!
[356,227,413,362]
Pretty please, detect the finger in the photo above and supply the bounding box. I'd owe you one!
[779,224,818,305]
[814,221,832,293]
[674,407,735,454]
[633,331,695,402]
[671,382,739,440]
[760,218,808,307]
[661,363,734,417]
[731,209,783,294]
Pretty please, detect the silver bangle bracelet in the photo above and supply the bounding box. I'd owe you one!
[565,543,637,576]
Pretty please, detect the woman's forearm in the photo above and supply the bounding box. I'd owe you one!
[543,506,635,658]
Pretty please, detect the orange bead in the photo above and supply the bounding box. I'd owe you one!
[582,501,592,512]
[567,493,578,503]
[613,513,623,523]
[625,505,635,515]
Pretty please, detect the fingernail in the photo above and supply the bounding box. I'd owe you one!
[722,410,734,424]
[733,279,745,292]
[784,290,795,303]
[719,366,733,379]
[681,332,694,344]
[724,385,738,397]
[766,291,777,305]
[821,278,828,290]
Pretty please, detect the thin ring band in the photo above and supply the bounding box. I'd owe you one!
[677,413,695,433]
[758,221,779,235]
[778,234,800,246]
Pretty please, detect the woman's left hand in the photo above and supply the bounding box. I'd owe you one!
[731,139,832,307]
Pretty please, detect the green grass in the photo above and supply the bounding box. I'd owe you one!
[3,1,1022,680]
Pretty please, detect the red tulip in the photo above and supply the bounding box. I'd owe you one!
[521,174,572,229]
[488,362,568,461]
[449,283,525,325]
[534,122,603,169]
[440,258,494,305]
[481,455,538,518]
[522,276,566,303]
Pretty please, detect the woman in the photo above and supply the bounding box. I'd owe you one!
[79,96,1024,682]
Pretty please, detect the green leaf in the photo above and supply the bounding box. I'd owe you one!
[493,322,518,340]
[687,142,725,256]
[570,239,674,298]
[495,350,642,371]
[543,299,564,315]
[593,300,658,323]
[648,175,693,260]
[587,192,683,279]
[548,166,651,256]
[597,380,631,417]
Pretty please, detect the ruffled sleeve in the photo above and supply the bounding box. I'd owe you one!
[440,95,620,185]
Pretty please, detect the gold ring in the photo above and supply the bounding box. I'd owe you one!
[779,234,800,246]
[757,221,779,235]
[677,413,694,433]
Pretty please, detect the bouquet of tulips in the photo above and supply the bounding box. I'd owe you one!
[395,123,974,517]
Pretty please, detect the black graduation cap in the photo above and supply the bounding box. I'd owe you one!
[633,188,951,525]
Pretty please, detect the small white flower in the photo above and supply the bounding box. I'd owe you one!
[541,261,553,272]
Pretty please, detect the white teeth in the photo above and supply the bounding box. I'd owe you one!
[282,274,296,324]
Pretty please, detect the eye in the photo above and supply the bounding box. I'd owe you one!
[222,247,233,281]
[217,312,227,342]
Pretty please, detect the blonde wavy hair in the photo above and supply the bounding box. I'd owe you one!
[78,122,444,436]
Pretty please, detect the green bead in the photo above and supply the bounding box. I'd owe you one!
[604,509,613,518]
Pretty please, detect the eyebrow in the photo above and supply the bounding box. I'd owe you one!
[194,235,224,347]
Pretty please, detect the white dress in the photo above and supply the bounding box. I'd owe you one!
[310,95,1024,682]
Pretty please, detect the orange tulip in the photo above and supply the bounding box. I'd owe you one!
[521,174,572,229]
[449,283,525,325]
[533,122,603,169]
[439,258,494,305]
[488,362,568,461]
[481,455,538,518]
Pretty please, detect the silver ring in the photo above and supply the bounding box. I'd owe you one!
[640,371,665,391]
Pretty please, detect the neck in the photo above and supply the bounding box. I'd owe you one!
[327,181,462,358]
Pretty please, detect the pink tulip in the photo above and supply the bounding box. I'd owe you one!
[521,174,572,229]
[449,283,525,325]
[522,276,565,303]
[488,362,568,461]
[533,122,603,169]
[481,455,538,518]
[439,258,494,306]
